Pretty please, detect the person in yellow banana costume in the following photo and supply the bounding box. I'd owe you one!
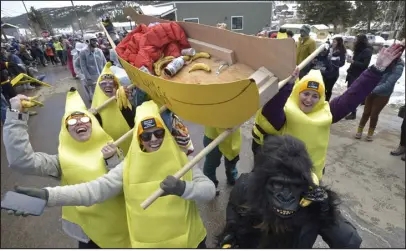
[3,88,131,248]
[12,100,216,248]
[90,62,134,155]
[252,45,404,180]
[203,127,241,195]
[203,23,242,195]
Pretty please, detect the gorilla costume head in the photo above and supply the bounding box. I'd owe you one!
[218,135,341,248]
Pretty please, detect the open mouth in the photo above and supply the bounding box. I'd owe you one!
[75,126,87,135]
[149,142,162,149]
[273,207,295,216]
[103,87,113,95]
[302,102,313,108]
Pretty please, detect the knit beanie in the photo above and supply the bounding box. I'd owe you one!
[300,25,311,36]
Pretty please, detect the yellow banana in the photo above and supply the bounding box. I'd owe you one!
[21,95,44,108]
[188,63,211,73]
[116,88,123,110]
[191,52,210,61]
[182,55,191,61]
[154,56,175,76]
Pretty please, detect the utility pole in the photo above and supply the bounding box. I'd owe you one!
[71,0,84,37]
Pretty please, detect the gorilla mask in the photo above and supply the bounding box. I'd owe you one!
[266,174,308,218]
[248,135,316,222]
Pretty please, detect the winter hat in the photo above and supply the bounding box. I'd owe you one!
[300,25,311,36]
[137,116,164,137]
[296,69,325,98]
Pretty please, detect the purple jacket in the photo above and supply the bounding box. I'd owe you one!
[261,67,385,130]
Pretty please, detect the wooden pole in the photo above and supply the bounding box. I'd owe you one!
[140,43,329,210]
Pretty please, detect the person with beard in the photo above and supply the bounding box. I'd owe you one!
[345,34,373,120]
[218,135,361,248]
[252,44,404,180]
[80,33,107,99]
[354,42,405,141]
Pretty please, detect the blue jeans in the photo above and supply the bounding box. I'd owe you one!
[202,135,238,185]
[1,93,8,124]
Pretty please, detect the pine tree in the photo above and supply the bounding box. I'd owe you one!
[297,1,353,33]
[352,1,382,33]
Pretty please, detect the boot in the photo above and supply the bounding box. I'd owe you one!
[354,127,363,139]
[390,146,406,156]
[225,162,238,186]
[366,128,375,142]
[345,112,356,120]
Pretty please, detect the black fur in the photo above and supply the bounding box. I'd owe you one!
[216,135,342,248]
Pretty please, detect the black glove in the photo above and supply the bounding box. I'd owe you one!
[220,233,239,248]
[7,186,48,217]
[160,175,186,197]
[303,187,329,215]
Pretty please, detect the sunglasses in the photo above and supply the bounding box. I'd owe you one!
[139,128,165,142]
[66,116,91,126]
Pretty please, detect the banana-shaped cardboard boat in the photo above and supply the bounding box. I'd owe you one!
[111,9,296,129]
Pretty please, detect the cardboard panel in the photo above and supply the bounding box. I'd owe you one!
[124,7,296,80]
[187,38,235,65]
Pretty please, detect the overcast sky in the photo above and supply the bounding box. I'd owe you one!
[1,1,111,18]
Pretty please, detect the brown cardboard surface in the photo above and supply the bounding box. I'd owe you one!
[166,57,254,84]
[124,7,296,80]
[187,38,236,65]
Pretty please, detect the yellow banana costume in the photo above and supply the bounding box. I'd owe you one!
[277,32,288,39]
[123,100,206,248]
[253,70,332,180]
[58,89,131,248]
[91,62,132,155]
[204,127,241,162]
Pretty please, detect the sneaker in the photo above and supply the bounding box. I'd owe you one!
[366,135,374,141]
[390,146,406,156]
[354,132,362,139]
[345,112,356,120]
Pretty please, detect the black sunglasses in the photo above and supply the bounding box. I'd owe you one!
[140,128,165,142]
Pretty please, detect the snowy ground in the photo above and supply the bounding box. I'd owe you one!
[334,50,405,107]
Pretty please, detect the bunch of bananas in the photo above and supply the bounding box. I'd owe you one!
[153,56,175,76]
[188,63,211,73]
[191,52,210,61]
[21,95,44,108]
[116,86,132,111]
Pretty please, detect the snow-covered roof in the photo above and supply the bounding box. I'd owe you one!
[312,24,330,30]
[140,4,176,17]
[1,23,19,29]
[281,23,306,29]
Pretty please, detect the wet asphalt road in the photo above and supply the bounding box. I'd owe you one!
[1,64,405,248]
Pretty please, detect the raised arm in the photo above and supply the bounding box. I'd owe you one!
[46,162,124,207]
[330,45,404,123]
[372,60,404,95]
[3,97,61,178]
[260,67,299,130]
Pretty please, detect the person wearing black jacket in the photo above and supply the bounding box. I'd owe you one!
[324,37,346,101]
[218,135,362,248]
[345,34,373,119]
